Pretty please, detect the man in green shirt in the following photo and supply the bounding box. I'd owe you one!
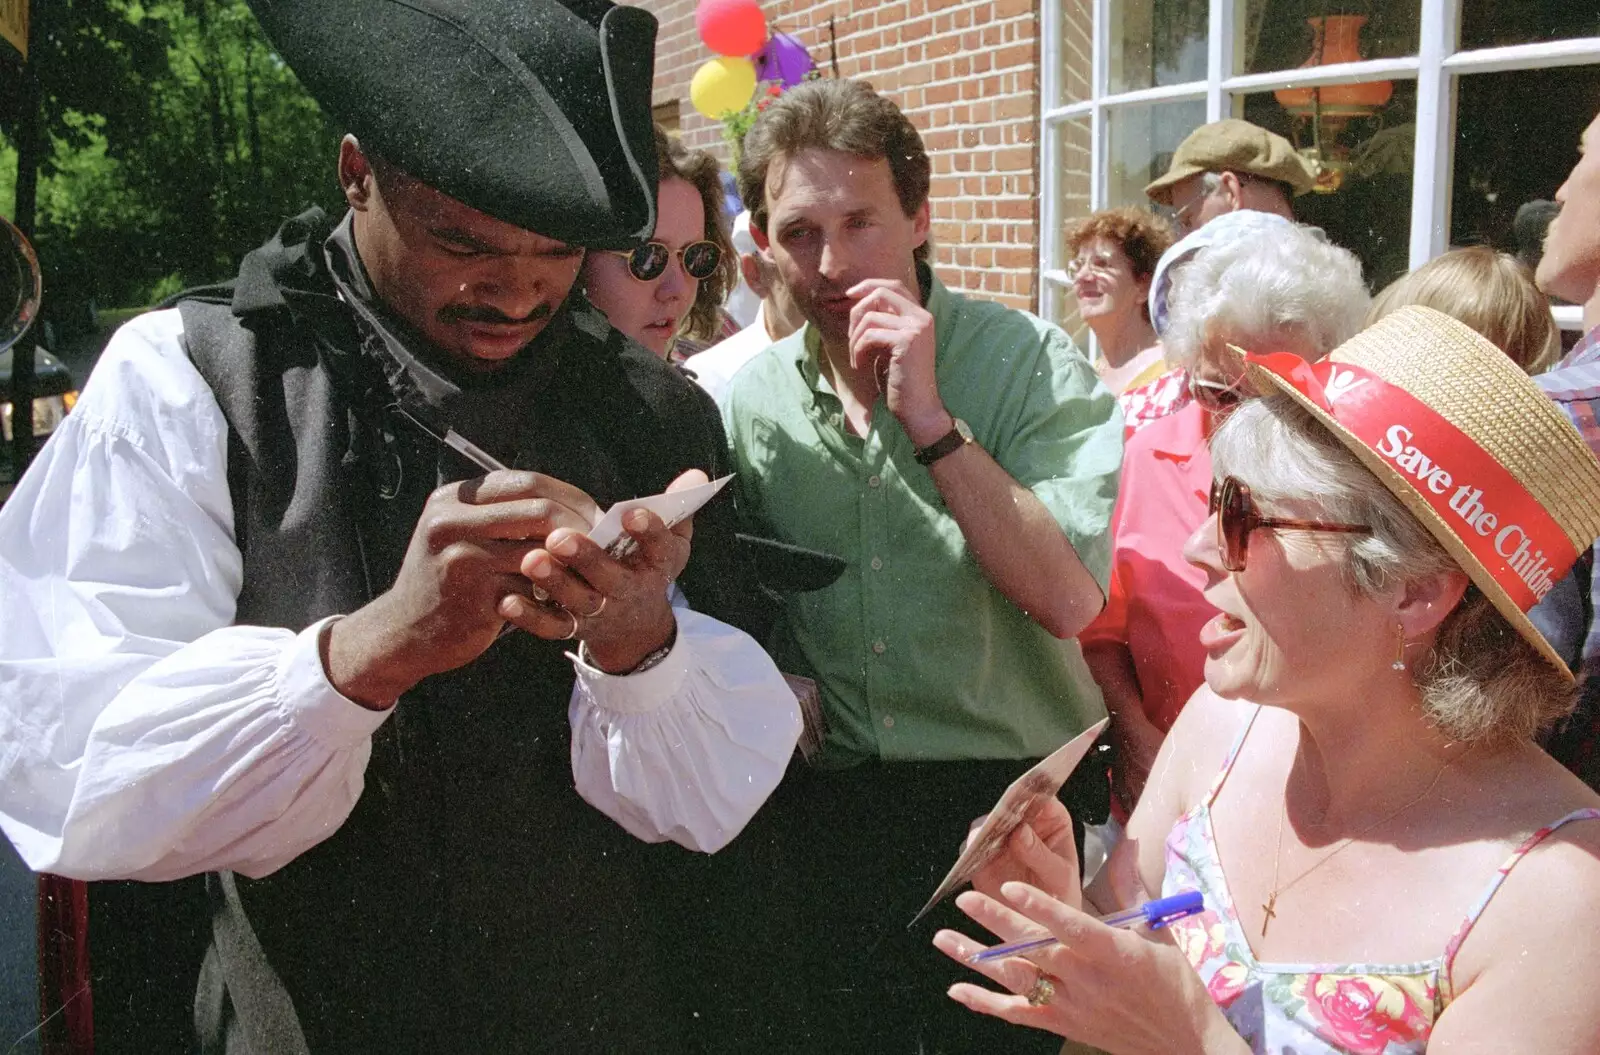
[710,79,1123,1052]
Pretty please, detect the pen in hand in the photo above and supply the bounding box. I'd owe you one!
[391,403,508,474]
[966,890,1205,963]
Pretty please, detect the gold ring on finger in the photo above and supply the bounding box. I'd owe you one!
[578,595,607,620]
[1025,970,1056,1008]
[558,608,579,641]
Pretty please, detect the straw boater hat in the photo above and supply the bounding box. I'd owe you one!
[1241,304,1600,679]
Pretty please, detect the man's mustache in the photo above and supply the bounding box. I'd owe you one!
[439,302,554,326]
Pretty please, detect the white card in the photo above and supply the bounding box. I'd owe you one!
[910,717,1110,926]
[586,474,735,558]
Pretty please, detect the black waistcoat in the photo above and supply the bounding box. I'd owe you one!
[143,210,763,1053]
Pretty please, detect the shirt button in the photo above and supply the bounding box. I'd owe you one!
[872,640,886,655]
[870,556,883,571]
[882,715,895,730]
[868,474,882,489]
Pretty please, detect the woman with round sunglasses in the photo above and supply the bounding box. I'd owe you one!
[936,306,1600,1054]
[580,125,738,360]
[1080,224,1368,822]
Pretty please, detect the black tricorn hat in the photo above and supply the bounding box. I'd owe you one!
[246,0,659,248]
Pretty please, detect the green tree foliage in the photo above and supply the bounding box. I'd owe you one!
[1,0,343,313]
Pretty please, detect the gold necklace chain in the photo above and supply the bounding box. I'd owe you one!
[1261,759,1453,938]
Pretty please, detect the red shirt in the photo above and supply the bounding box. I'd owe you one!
[1080,402,1215,732]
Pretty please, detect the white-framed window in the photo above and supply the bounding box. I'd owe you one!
[1038,0,1600,345]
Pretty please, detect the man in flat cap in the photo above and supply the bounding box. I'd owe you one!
[0,1,801,1051]
[1145,118,1321,236]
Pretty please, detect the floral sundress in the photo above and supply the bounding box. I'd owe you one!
[1162,707,1600,1054]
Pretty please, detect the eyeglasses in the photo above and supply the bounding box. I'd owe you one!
[1189,372,1249,413]
[1154,190,1209,232]
[606,240,722,282]
[1208,475,1371,573]
[1066,252,1121,281]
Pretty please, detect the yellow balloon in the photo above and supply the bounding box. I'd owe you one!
[690,57,757,120]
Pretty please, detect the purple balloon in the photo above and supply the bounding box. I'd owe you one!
[755,31,815,88]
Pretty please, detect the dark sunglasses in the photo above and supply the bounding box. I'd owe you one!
[607,240,722,282]
[1208,476,1371,573]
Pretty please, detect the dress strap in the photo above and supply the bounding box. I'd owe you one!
[1440,807,1600,1001]
[1202,705,1263,809]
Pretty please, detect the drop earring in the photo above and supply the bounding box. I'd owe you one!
[1392,625,1407,672]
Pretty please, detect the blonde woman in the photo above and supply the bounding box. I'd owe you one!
[1369,245,1561,373]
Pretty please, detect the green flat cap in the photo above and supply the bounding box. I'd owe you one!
[1145,119,1320,204]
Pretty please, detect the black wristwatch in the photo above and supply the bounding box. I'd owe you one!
[912,418,974,466]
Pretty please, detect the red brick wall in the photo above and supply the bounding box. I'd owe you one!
[636,0,1043,310]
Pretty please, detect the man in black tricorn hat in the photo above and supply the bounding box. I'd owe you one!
[0,1,802,1051]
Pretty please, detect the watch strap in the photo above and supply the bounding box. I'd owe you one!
[913,420,970,466]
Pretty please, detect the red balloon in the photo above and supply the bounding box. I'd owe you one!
[696,0,767,57]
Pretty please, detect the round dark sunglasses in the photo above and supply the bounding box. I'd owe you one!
[607,240,722,282]
[1208,475,1371,573]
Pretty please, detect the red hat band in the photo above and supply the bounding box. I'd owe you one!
[1246,352,1577,612]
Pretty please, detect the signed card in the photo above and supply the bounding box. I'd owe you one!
[910,717,1109,926]
[586,474,735,559]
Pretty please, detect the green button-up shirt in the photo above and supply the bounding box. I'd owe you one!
[723,271,1124,767]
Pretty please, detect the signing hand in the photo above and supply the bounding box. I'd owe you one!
[509,468,706,673]
[325,470,603,707]
[846,278,950,446]
[933,882,1240,1054]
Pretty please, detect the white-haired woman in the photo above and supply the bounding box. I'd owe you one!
[937,307,1600,1053]
[1081,223,1370,816]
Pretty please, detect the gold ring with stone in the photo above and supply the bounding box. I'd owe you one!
[1025,971,1056,1007]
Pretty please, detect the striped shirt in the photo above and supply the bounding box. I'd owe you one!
[1535,324,1600,787]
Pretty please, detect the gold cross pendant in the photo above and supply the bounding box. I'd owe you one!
[1261,893,1277,938]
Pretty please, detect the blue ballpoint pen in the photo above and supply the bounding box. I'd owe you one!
[966,890,1205,963]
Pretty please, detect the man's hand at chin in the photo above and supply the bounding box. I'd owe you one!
[845,278,948,442]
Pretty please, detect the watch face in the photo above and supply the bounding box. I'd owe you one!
[954,418,973,442]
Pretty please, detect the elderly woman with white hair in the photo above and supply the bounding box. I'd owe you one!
[1081,220,1370,816]
[935,307,1600,1053]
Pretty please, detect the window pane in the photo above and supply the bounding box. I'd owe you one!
[1060,0,1093,107]
[1451,67,1600,270]
[1105,99,1208,208]
[1238,82,1414,289]
[1050,117,1094,272]
[1239,2,1419,77]
[1461,0,1600,52]
[1107,0,1208,95]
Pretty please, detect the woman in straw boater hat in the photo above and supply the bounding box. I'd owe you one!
[933,305,1600,1053]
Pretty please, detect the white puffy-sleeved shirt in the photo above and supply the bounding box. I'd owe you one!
[0,309,801,881]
